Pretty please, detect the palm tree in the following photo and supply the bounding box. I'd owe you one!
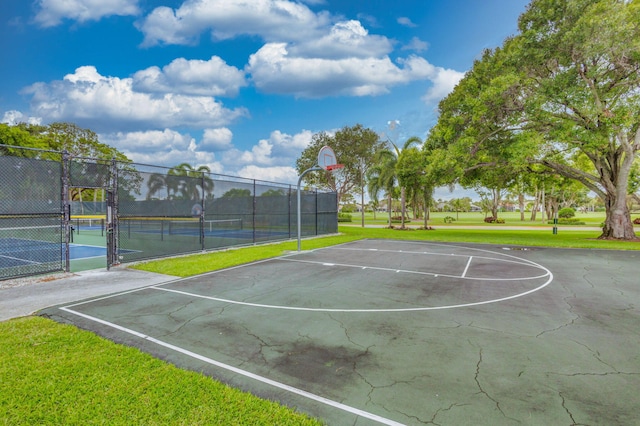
[167,163,214,200]
[368,149,398,228]
[370,136,423,229]
[146,172,167,200]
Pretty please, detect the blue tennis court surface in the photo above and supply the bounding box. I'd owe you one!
[68,244,109,259]
[0,239,109,269]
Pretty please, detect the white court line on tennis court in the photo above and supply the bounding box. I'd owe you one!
[59,306,406,426]
[0,254,41,264]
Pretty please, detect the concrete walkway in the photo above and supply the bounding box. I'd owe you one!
[0,267,177,322]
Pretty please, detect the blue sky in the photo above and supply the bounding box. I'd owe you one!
[1,0,529,188]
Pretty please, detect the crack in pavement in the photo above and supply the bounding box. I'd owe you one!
[536,283,581,338]
[326,313,367,349]
[558,391,588,426]
[355,373,433,425]
[428,402,471,425]
[470,342,520,423]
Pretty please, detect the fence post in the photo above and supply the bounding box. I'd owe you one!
[288,185,292,239]
[106,158,119,269]
[61,151,71,273]
[252,180,256,244]
[201,172,205,251]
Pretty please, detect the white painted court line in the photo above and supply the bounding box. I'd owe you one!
[278,257,549,281]
[61,240,553,315]
[151,272,553,313]
[0,254,41,264]
[59,306,406,426]
[461,256,473,278]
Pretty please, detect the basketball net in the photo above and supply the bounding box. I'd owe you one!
[325,163,344,174]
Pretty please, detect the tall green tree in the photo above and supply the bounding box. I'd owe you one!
[1,122,138,204]
[516,0,640,239]
[366,150,398,227]
[0,124,48,156]
[396,141,435,227]
[428,0,640,240]
[296,124,385,208]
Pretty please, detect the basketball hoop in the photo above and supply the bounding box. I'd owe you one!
[297,145,342,252]
[325,163,344,173]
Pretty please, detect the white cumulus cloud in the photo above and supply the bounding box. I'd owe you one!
[422,67,465,102]
[236,165,298,184]
[99,129,224,172]
[136,0,330,47]
[397,17,417,28]
[99,128,194,155]
[34,0,140,27]
[132,56,247,97]
[248,44,440,97]
[402,36,429,52]
[23,66,248,132]
[222,129,312,170]
[289,20,392,59]
[201,128,234,150]
[1,110,42,125]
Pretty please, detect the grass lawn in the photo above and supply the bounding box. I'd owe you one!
[347,210,636,227]
[2,224,639,425]
[0,317,321,425]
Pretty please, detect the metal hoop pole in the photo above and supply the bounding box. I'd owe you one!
[297,165,323,251]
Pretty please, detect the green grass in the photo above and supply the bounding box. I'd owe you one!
[4,224,639,425]
[352,210,627,226]
[0,316,322,425]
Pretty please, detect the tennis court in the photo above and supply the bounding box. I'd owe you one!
[119,217,286,240]
[0,233,113,277]
[41,239,640,425]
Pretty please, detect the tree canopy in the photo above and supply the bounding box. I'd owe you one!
[427,0,640,240]
[296,124,385,204]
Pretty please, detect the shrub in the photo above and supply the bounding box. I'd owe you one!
[390,216,411,223]
[558,207,576,219]
[443,216,455,224]
[484,217,505,224]
[337,213,352,222]
[341,204,357,213]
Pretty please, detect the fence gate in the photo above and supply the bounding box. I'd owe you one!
[66,154,116,270]
[105,188,120,269]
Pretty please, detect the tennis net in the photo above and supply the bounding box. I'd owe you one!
[168,218,243,236]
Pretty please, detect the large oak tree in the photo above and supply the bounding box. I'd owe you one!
[428,0,640,240]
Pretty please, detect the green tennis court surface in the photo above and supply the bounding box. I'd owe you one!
[41,240,640,425]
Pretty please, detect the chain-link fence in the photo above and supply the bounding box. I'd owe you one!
[116,162,337,262]
[0,145,338,280]
[0,152,64,278]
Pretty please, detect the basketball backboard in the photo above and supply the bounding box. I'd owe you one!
[317,145,337,170]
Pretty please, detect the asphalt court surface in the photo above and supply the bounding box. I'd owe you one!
[42,239,640,425]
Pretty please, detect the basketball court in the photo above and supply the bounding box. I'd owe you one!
[41,239,640,425]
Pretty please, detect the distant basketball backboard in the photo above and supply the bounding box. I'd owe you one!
[317,145,337,170]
